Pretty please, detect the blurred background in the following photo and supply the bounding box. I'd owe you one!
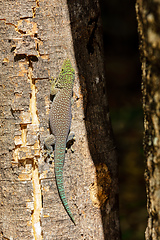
[100,0,147,239]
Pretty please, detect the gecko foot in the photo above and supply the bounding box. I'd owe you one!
[43,149,54,162]
[66,131,76,152]
[43,134,56,162]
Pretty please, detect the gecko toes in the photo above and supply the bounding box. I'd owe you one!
[43,150,54,162]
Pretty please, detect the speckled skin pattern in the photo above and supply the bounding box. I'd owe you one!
[47,59,75,224]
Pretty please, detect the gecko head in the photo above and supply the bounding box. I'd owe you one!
[57,59,75,89]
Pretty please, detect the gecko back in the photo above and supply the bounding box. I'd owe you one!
[49,59,75,224]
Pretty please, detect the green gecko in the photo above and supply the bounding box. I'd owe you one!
[44,59,75,225]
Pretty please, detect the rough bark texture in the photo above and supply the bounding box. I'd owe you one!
[0,0,120,239]
[136,1,160,239]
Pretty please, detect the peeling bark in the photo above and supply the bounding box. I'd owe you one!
[0,0,120,239]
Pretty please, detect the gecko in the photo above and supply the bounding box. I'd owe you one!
[44,59,75,225]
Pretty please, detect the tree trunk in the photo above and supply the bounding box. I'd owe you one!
[0,0,120,239]
[136,1,160,239]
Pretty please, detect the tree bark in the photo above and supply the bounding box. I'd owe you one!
[0,0,120,239]
[136,1,160,239]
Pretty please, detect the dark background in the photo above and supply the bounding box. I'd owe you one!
[100,1,146,239]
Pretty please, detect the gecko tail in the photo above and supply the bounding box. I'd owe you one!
[55,172,76,225]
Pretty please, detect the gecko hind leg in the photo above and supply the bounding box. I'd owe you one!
[43,134,56,160]
[66,131,76,153]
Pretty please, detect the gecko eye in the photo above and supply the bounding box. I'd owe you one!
[61,68,64,72]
